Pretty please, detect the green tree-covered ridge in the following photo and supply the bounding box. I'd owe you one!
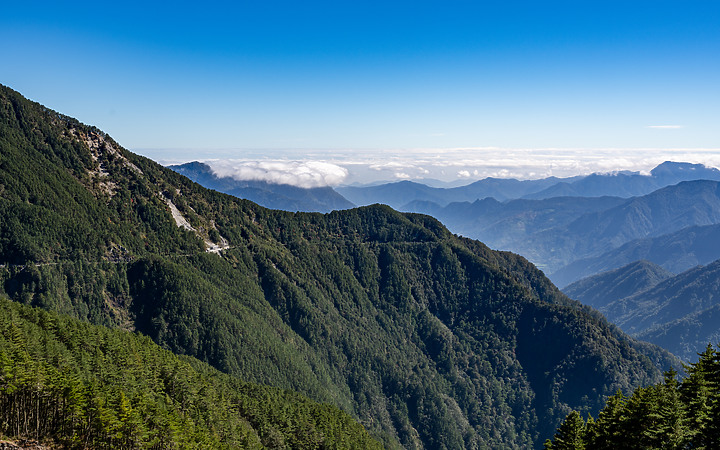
[545,343,720,449]
[0,296,380,448]
[0,84,677,447]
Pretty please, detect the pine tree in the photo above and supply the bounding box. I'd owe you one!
[585,391,627,449]
[643,369,687,449]
[681,344,718,448]
[545,410,586,449]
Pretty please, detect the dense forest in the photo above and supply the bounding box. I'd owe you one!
[545,343,720,449]
[0,83,679,447]
[0,296,380,448]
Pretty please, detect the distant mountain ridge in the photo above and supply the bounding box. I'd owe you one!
[563,260,675,310]
[564,259,720,361]
[337,161,720,209]
[337,176,575,208]
[404,180,720,281]
[522,179,720,274]
[524,161,720,199]
[169,161,354,212]
[552,223,720,287]
[403,195,627,252]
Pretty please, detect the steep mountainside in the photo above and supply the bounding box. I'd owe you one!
[566,258,720,361]
[169,161,354,213]
[563,260,675,310]
[636,304,720,363]
[0,297,380,448]
[552,223,720,287]
[0,84,677,448]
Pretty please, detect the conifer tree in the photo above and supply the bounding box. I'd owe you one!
[544,410,585,449]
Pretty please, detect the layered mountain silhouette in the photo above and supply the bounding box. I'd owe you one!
[552,223,720,287]
[525,180,720,274]
[169,161,354,212]
[524,162,720,199]
[338,161,720,209]
[407,180,720,281]
[0,84,679,448]
[403,195,627,256]
[564,260,720,361]
[563,260,676,310]
[337,177,575,208]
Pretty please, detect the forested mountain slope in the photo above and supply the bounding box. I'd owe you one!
[0,296,380,449]
[0,84,678,448]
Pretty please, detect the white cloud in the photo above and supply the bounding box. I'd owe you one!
[207,160,348,188]
[647,125,683,129]
[163,147,720,187]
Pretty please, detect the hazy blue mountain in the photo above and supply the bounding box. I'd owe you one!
[338,177,574,208]
[515,180,720,274]
[403,195,626,250]
[563,260,675,310]
[552,223,720,287]
[405,181,720,277]
[336,180,448,209]
[524,162,720,200]
[169,161,355,212]
[636,303,720,363]
[584,260,720,361]
[338,161,720,209]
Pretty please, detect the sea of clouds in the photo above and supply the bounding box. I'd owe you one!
[207,160,349,189]
[151,147,720,188]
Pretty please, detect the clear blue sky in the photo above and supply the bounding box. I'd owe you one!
[2,1,719,182]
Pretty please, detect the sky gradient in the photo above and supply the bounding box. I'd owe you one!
[2,1,719,184]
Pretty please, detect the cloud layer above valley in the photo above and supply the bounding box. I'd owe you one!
[207,160,349,188]
[156,147,720,188]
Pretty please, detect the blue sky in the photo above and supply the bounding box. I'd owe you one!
[2,1,719,184]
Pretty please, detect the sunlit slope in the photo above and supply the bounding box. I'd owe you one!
[0,296,380,448]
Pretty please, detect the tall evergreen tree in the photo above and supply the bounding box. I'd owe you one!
[544,410,585,449]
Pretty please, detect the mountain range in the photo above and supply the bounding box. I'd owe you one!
[551,223,720,287]
[404,180,720,284]
[337,161,720,209]
[564,259,720,361]
[0,83,679,448]
[169,159,720,288]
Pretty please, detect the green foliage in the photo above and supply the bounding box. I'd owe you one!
[544,410,585,449]
[0,297,380,449]
[546,344,720,449]
[0,83,678,448]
